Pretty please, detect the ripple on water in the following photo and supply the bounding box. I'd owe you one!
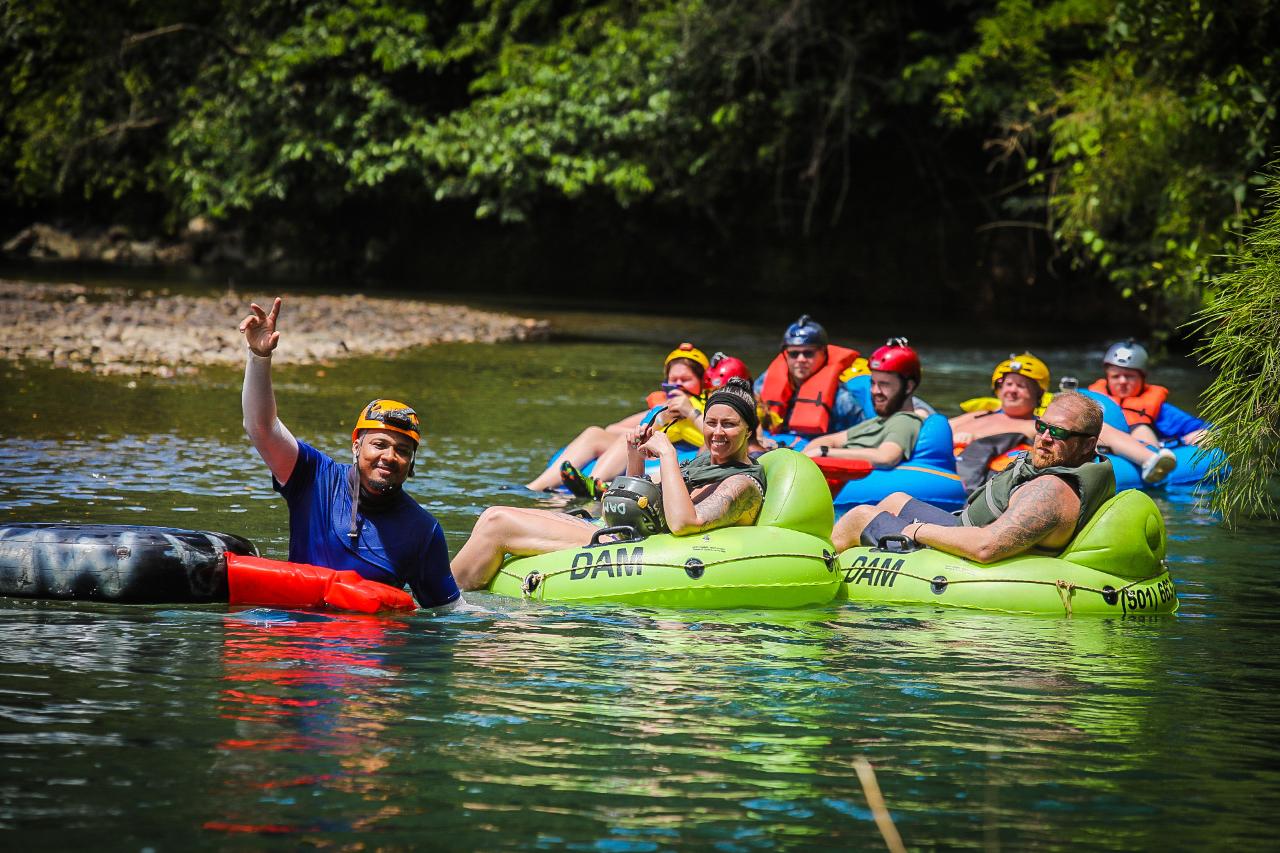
[1,339,1278,848]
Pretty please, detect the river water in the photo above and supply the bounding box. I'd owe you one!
[2,288,1279,849]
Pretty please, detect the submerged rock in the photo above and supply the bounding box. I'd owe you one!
[0,280,551,376]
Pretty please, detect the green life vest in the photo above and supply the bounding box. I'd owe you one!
[680,452,768,496]
[960,454,1116,554]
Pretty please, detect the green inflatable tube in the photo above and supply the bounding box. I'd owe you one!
[837,489,1178,615]
[486,449,844,609]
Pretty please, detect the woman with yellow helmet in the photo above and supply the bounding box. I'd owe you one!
[524,343,712,494]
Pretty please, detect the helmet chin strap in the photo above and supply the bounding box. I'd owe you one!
[348,436,402,543]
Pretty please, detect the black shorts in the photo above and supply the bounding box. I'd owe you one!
[861,498,961,547]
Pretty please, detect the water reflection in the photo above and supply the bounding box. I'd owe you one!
[205,608,418,836]
[3,328,1279,847]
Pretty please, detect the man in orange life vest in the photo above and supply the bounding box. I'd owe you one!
[754,315,866,438]
[1088,340,1209,447]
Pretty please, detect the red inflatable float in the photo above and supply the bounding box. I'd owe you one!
[226,554,415,614]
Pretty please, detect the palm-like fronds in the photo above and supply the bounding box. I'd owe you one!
[1189,162,1280,524]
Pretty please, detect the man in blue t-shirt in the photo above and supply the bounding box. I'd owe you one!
[239,297,459,611]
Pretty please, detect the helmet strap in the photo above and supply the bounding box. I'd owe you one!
[347,464,362,542]
[348,437,402,543]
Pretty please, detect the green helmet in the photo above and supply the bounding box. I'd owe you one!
[601,476,667,536]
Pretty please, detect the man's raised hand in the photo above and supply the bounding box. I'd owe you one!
[239,297,282,357]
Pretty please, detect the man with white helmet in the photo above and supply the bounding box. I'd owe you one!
[239,297,460,611]
[1089,340,1209,450]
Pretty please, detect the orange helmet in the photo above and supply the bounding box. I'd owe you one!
[664,342,709,372]
[352,399,421,444]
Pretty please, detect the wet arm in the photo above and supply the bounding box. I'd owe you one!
[242,351,299,483]
[907,477,1077,563]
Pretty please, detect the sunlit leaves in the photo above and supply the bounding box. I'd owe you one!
[941,0,1280,331]
[1190,161,1280,523]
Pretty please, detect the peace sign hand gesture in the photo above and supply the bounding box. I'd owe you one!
[239,297,282,357]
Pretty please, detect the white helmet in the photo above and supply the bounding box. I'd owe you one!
[1103,339,1149,373]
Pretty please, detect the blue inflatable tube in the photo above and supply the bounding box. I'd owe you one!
[831,463,966,514]
[1103,444,1226,493]
[770,413,967,514]
[1079,389,1226,493]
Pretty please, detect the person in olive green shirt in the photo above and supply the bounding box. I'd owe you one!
[832,392,1115,560]
[804,338,923,468]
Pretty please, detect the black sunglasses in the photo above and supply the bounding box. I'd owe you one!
[785,348,818,359]
[1033,418,1097,441]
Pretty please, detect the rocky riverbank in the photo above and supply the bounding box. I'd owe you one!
[0,280,550,377]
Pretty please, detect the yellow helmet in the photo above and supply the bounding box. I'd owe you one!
[664,342,709,372]
[992,353,1050,394]
[352,399,421,444]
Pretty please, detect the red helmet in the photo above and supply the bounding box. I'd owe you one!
[868,337,921,385]
[705,354,752,389]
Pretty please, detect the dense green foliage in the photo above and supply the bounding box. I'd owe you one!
[3,0,1278,331]
[1191,163,1280,523]
[940,0,1280,331]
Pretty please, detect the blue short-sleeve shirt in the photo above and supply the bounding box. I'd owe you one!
[1152,402,1209,443]
[274,441,459,607]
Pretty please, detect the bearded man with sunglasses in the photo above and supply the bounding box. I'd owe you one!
[832,392,1115,561]
[239,297,460,610]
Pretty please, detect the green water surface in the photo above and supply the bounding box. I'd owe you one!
[2,290,1278,849]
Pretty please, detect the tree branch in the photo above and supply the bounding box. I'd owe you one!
[974,220,1050,232]
[121,23,248,58]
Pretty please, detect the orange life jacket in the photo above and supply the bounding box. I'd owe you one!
[760,345,860,436]
[1087,378,1169,428]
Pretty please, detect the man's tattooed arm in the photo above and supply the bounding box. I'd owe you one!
[915,476,1079,563]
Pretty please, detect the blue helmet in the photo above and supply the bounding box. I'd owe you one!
[781,314,828,350]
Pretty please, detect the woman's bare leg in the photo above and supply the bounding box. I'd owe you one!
[586,432,635,484]
[606,409,647,434]
[451,507,596,590]
[526,426,615,491]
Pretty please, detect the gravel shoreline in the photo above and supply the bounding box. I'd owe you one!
[0,280,550,377]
